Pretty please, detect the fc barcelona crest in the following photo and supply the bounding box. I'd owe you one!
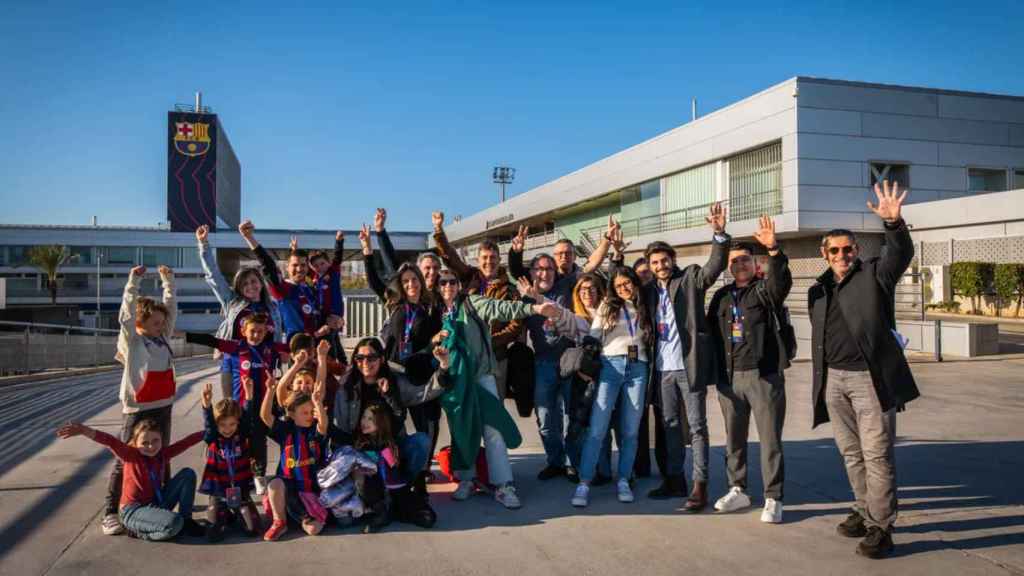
[174,121,211,157]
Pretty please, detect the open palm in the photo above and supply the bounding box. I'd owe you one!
[867,180,908,222]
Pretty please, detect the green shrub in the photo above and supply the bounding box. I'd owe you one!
[950,262,994,314]
[926,300,961,313]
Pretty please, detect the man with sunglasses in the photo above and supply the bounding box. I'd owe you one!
[432,212,524,400]
[706,216,792,524]
[808,181,919,559]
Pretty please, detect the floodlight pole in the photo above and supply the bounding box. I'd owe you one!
[493,166,516,203]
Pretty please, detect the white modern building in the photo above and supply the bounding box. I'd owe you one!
[442,77,1024,287]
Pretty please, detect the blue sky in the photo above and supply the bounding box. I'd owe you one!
[1,1,1022,231]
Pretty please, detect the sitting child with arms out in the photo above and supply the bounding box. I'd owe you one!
[58,419,205,541]
[353,403,403,533]
[199,381,261,542]
[260,373,329,541]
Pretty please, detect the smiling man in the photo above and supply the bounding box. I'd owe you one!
[808,181,920,559]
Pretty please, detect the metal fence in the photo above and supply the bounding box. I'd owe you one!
[0,320,207,376]
[343,294,387,339]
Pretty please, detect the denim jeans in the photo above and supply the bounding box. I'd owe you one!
[397,431,430,484]
[456,375,515,486]
[106,405,172,515]
[580,357,648,483]
[119,468,196,541]
[658,370,708,482]
[534,359,577,469]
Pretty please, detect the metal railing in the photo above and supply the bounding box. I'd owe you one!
[0,320,207,376]
[343,294,387,339]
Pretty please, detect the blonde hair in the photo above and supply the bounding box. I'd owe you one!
[213,399,242,423]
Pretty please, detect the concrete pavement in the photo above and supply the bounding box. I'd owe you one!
[0,355,1021,575]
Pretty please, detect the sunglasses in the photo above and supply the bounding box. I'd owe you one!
[438,278,459,287]
[353,353,381,363]
[827,246,856,256]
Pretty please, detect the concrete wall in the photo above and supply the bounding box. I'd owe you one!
[790,314,998,360]
[795,79,1024,233]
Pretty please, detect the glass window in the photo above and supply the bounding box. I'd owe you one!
[664,163,716,231]
[8,246,29,266]
[142,247,178,267]
[968,168,1007,192]
[103,247,136,265]
[68,246,93,265]
[728,142,782,222]
[180,248,200,269]
[870,163,910,189]
[1014,169,1024,189]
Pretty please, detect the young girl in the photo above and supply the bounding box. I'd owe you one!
[104,264,177,536]
[58,419,205,541]
[200,381,260,542]
[353,404,402,533]
[260,373,329,541]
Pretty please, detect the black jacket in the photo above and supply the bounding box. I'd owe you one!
[808,219,920,428]
[643,234,730,392]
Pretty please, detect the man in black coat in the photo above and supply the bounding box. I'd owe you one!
[808,180,920,559]
[643,202,730,512]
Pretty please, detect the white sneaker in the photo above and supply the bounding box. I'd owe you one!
[616,479,634,503]
[714,486,752,512]
[761,498,783,524]
[452,480,475,501]
[101,513,125,536]
[571,484,590,507]
[254,476,268,496]
[496,483,521,509]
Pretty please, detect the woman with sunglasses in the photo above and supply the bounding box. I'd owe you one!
[331,337,451,528]
[360,224,446,463]
[435,269,560,509]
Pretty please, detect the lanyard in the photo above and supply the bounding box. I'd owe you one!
[444,304,457,323]
[478,278,489,296]
[147,458,164,505]
[403,304,418,343]
[658,286,671,320]
[622,305,636,338]
[731,288,743,322]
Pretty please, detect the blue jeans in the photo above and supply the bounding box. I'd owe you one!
[535,359,578,468]
[119,468,196,541]
[398,431,430,484]
[580,357,648,482]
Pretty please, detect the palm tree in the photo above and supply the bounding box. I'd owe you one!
[27,245,73,305]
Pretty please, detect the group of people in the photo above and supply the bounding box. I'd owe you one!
[58,181,919,559]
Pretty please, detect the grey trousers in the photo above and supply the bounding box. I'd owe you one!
[825,368,898,530]
[718,369,786,500]
[657,370,708,482]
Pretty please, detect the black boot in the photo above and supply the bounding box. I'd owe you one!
[647,474,687,500]
[363,498,391,534]
[837,510,868,538]
[857,526,894,559]
[392,477,437,529]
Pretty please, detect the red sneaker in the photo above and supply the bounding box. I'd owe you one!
[263,519,287,542]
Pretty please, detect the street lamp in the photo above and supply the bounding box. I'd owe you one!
[493,166,516,203]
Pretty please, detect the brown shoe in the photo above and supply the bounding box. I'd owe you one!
[682,481,707,512]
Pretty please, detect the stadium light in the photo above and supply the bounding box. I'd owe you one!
[493,166,516,203]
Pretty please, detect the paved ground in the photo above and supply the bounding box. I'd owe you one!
[0,354,1022,576]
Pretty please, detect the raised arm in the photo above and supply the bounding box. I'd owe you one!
[581,216,617,274]
[58,423,138,461]
[752,215,792,305]
[201,383,219,443]
[360,224,387,300]
[260,374,278,428]
[432,212,474,283]
[163,431,206,459]
[116,266,145,364]
[867,181,914,291]
[157,266,177,336]
[695,202,731,289]
[196,225,234,309]
[374,208,398,277]
[508,224,529,281]
[332,230,345,267]
[240,220,285,293]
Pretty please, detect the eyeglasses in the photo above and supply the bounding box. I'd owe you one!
[613,283,634,291]
[532,266,555,273]
[578,286,597,293]
[828,246,856,256]
[353,353,381,363]
[438,278,459,287]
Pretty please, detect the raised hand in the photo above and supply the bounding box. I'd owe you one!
[516,276,541,301]
[195,225,209,243]
[201,382,213,408]
[293,349,310,367]
[431,211,444,233]
[510,224,528,253]
[264,373,277,394]
[706,202,726,234]
[56,422,91,439]
[317,339,330,358]
[611,225,630,256]
[157,265,173,280]
[335,230,345,242]
[604,214,620,241]
[289,235,299,253]
[238,220,255,240]
[359,223,372,255]
[533,301,561,319]
[377,377,390,395]
[867,180,907,223]
[432,345,450,369]
[313,379,325,404]
[374,208,387,232]
[130,265,147,278]
[753,214,777,250]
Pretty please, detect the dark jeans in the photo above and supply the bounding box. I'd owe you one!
[119,468,196,541]
[718,370,786,500]
[657,370,708,482]
[105,405,172,515]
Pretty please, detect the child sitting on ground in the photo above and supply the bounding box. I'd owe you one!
[58,419,205,541]
[353,403,402,533]
[260,374,329,541]
[199,381,261,542]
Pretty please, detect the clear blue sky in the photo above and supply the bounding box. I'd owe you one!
[2,1,1022,231]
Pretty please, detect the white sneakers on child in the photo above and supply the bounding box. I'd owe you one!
[616,479,635,503]
[714,486,752,513]
[571,484,590,507]
[761,498,783,523]
[495,484,521,509]
[101,513,125,536]
[254,476,268,496]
